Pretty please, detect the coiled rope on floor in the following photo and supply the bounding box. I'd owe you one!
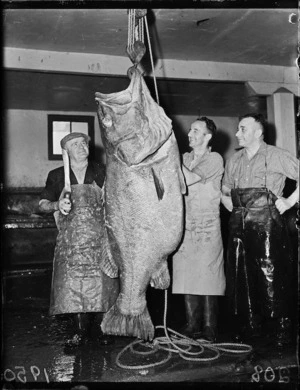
[116,290,253,370]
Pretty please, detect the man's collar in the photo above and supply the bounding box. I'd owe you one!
[191,148,209,159]
[257,141,267,154]
[242,141,267,158]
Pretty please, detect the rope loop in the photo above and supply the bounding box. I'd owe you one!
[115,290,253,370]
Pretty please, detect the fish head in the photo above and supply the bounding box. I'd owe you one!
[95,101,116,154]
[96,68,172,165]
[95,72,142,161]
[96,97,132,155]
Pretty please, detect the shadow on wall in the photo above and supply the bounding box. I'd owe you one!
[171,116,190,154]
[93,145,106,165]
[211,129,231,159]
[265,122,276,146]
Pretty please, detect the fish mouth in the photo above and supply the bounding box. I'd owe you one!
[95,68,141,107]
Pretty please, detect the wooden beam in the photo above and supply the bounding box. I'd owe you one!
[4,47,298,93]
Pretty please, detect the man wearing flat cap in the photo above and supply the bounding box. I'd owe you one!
[39,132,119,347]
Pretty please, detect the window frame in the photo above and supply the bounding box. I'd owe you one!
[48,114,95,161]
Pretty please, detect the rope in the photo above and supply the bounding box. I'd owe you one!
[127,10,131,48]
[144,16,159,105]
[115,290,253,370]
[127,9,159,105]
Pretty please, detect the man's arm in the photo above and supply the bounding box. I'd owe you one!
[221,184,233,212]
[39,198,71,215]
[39,199,59,213]
[182,165,202,186]
[275,149,299,214]
[39,169,71,215]
[275,186,299,215]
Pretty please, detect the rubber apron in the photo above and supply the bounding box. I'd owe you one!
[50,181,119,315]
[226,151,293,328]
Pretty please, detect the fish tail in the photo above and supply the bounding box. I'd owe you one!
[101,302,155,341]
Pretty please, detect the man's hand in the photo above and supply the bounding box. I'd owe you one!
[221,185,233,212]
[275,197,293,215]
[58,198,72,215]
[221,195,233,212]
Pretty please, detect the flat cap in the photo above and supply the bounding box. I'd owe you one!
[60,132,90,150]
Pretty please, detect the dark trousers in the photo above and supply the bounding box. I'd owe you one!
[226,188,293,329]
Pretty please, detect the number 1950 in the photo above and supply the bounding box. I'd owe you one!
[3,366,49,383]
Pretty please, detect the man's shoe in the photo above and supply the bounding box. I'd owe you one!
[201,325,217,343]
[178,323,198,338]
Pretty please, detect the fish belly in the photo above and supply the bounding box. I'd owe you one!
[101,142,184,340]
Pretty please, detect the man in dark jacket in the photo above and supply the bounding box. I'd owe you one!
[40,132,119,346]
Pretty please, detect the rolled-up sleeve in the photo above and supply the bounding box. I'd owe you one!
[278,149,299,184]
[192,152,224,184]
[222,158,234,189]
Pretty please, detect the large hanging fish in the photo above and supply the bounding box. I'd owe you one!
[95,67,186,340]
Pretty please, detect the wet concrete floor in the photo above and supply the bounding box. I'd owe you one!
[1,267,299,387]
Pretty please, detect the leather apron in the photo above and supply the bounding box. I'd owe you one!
[49,182,119,315]
[226,185,293,327]
[172,179,225,295]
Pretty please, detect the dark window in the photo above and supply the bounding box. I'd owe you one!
[48,115,95,160]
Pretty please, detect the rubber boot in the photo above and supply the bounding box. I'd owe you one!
[201,296,218,342]
[93,312,115,345]
[179,294,203,338]
[74,313,91,332]
[65,313,91,349]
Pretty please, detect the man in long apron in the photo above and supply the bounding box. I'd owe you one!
[172,117,225,342]
[221,113,299,346]
[39,133,119,346]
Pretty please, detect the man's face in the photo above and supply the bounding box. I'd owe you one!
[188,121,208,149]
[236,117,261,148]
[66,137,89,162]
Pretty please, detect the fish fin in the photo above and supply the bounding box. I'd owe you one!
[98,237,119,278]
[178,167,187,194]
[150,261,170,289]
[98,207,119,278]
[101,302,155,341]
[151,168,165,200]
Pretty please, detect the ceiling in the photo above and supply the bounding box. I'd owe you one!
[3,8,298,66]
[3,8,298,116]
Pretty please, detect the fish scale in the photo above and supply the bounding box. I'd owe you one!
[95,67,186,340]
